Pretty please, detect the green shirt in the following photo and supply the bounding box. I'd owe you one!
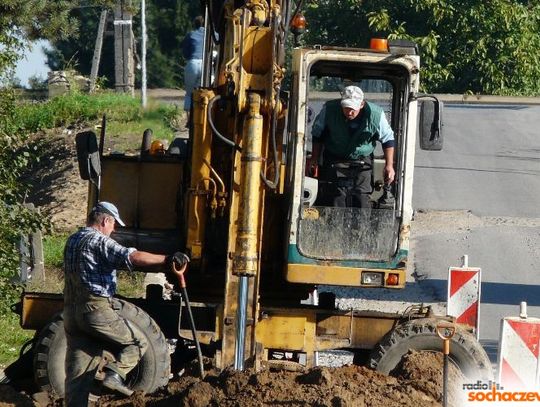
[311,100,393,159]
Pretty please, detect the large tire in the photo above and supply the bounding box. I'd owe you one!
[369,318,493,380]
[33,299,170,397]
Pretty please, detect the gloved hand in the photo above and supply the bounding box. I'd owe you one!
[305,156,319,178]
[167,251,190,269]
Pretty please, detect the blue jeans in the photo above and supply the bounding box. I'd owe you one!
[183,59,202,111]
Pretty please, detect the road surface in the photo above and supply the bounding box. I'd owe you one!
[413,103,540,362]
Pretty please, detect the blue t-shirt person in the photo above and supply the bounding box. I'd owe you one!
[182,27,204,60]
[181,16,205,115]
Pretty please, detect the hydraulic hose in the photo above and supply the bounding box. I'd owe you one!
[207,95,240,150]
[207,94,280,190]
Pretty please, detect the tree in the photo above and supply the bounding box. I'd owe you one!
[0,0,79,310]
[304,0,540,96]
[45,0,203,89]
[0,1,76,84]
[135,0,191,88]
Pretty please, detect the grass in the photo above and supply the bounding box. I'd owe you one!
[43,233,69,269]
[6,91,182,149]
[8,91,141,137]
[106,102,182,152]
[0,313,33,368]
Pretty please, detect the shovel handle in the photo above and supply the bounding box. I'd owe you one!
[171,262,188,288]
[436,324,456,355]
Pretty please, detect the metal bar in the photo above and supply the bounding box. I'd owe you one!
[234,276,249,370]
[442,347,448,407]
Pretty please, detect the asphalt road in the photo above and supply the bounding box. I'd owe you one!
[412,103,540,362]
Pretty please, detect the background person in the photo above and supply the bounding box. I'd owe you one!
[308,85,395,208]
[181,15,205,127]
[63,201,188,405]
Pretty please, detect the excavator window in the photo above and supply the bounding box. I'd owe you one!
[297,65,400,262]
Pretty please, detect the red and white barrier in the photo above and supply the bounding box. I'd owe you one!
[498,313,540,389]
[447,264,481,338]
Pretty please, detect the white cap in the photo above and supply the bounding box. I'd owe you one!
[340,86,364,110]
[94,201,125,226]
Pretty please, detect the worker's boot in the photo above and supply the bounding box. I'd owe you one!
[102,368,134,396]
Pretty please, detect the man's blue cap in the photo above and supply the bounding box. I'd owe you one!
[93,201,125,226]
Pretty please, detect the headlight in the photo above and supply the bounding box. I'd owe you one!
[361,272,384,286]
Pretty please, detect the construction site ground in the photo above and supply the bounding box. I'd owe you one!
[0,351,466,406]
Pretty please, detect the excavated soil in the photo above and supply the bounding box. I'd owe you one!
[23,127,88,232]
[0,351,466,406]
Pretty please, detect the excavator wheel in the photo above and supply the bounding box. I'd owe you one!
[33,299,170,397]
[369,317,493,380]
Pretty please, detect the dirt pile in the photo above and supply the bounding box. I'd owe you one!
[0,351,465,406]
[84,351,462,407]
[0,351,464,407]
[24,128,87,232]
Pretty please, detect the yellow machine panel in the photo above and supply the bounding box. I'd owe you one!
[256,313,316,350]
[100,158,183,229]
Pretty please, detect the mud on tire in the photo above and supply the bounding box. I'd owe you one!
[369,317,493,380]
[33,299,170,397]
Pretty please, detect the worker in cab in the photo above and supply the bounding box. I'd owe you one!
[63,201,188,405]
[307,85,395,208]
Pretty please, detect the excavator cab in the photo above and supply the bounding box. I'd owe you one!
[285,46,422,288]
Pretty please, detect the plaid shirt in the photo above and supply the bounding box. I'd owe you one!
[64,227,135,297]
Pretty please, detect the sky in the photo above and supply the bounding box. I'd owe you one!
[14,40,50,87]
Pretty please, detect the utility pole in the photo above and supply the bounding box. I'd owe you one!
[113,0,134,95]
[141,0,147,107]
[89,9,108,93]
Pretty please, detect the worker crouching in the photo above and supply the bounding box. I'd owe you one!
[63,201,188,405]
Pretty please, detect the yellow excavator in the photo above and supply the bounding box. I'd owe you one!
[12,0,492,397]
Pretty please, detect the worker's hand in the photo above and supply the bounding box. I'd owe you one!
[166,252,190,287]
[384,165,395,184]
[166,252,190,274]
[305,157,319,177]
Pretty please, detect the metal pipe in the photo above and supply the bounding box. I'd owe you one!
[202,158,225,193]
[437,324,455,407]
[520,301,528,319]
[234,276,249,370]
[172,262,204,378]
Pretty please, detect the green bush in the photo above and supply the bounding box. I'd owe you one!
[0,89,47,314]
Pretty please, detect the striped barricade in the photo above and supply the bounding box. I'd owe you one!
[447,266,481,338]
[498,316,540,389]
